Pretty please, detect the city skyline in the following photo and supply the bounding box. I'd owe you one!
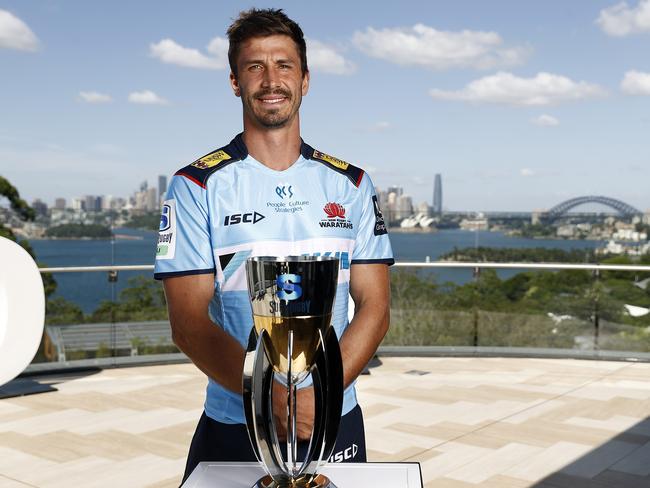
[20,175,646,217]
[2,1,650,211]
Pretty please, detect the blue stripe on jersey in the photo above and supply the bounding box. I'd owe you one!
[223,250,252,283]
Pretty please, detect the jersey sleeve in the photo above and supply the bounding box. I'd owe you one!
[351,173,394,265]
[153,174,216,280]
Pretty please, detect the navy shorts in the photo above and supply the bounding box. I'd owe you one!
[182,404,367,483]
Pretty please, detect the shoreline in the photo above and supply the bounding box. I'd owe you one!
[388,227,437,233]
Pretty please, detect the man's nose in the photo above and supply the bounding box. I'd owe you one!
[261,67,281,89]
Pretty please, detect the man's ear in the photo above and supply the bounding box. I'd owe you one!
[301,70,310,97]
[230,72,241,97]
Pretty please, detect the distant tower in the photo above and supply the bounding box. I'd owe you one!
[158,175,168,199]
[433,174,442,215]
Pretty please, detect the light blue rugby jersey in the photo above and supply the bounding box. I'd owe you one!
[154,133,393,424]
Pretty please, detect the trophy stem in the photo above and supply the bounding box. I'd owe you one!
[286,330,298,476]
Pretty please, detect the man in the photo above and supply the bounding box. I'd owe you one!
[154,8,393,482]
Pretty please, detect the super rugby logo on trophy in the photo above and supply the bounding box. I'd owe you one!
[244,256,343,488]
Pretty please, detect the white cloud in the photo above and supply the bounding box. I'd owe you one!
[306,39,355,74]
[150,37,228,69]
[128,90,168,105]
[0,9,39,51]
[78,91,112,104]
[354,121,392,133]
[621,70,650,94]
[597,0,650,36]
[372,121,391,131]
[520,168,536,177]
[532,114,560,126]
[91,143,123,155]
[352,24,529,70]
[430,72,606,106]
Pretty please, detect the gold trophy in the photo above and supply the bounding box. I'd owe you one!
[244,256,343,488]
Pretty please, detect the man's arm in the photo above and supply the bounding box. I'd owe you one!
[340,263,390,387]
[163,273,246,394]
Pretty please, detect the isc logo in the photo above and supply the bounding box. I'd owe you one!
[329,443,358,463]
[224,212,265,226]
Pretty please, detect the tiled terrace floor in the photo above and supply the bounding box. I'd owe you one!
[1,357,649,487]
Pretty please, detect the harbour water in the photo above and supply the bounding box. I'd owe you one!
[31,228,605,313]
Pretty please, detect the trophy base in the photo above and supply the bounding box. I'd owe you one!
[253,474,337,488]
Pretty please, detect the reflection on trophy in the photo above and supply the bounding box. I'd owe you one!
[244,256,343,488]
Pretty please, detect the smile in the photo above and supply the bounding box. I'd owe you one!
[259,97,287,104]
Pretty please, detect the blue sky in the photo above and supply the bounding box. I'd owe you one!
[1,0,649,212]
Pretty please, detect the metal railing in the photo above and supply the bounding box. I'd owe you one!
[38,261,650,273]
[31,261,650,371]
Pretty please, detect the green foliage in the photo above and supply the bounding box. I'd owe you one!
[124,212,161,231]
[441,246,597,263]
[517,224,555,238]
[46,223,112,238]
[385,265,650,351]
[96,342,112,358]
[0,175,35,221]
[46,297,84,325]
[88,276,167,323]
[131,336,179,355]
[0,176,57,299]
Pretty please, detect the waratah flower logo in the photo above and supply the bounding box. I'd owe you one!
[324,202,346,219]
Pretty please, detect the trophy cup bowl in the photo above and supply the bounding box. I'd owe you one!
[244,256,343,488]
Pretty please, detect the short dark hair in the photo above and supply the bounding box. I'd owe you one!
[227,8,308,78]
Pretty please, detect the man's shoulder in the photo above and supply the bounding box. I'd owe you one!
[174,134,247,189]
[301,141,365,188]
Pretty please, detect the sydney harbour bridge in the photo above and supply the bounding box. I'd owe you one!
[445,195,644,220]
[542,195,642,221]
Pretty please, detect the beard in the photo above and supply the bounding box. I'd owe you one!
[244,88,300,128]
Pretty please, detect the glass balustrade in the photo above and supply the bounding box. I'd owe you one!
[26,261,650,372]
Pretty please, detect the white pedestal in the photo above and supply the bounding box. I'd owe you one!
[182,461,423,487]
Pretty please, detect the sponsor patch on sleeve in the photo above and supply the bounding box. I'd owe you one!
[190,150,231,170]
[312,150,349,170]
[372,195,387,236]
[156,199,176,260]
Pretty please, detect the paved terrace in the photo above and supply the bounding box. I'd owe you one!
[1,357,650,488]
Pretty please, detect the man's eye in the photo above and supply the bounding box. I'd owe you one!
[279,64,291,70]
[249,64,263,71]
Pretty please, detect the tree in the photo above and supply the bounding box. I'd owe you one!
[0,176,56,297]
[1,176,59,361]
[88,276,167,323]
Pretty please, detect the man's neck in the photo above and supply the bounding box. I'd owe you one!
[241,118,302,171]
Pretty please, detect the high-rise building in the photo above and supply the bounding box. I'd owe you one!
[146,187,159,211]
[433,173,442,215]
[54,198,66,210]
[158,175,168,200]
[387,186,403,197]
[71,198,85,211]
[395,194,413,220]
[101,195,113,211]
[84,195,101,212]
[32,199,48,217]
[111,197,126,211]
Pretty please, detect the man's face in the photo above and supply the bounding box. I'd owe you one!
[230,35,309,129]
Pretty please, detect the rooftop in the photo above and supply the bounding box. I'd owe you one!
[1,357,649,487]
